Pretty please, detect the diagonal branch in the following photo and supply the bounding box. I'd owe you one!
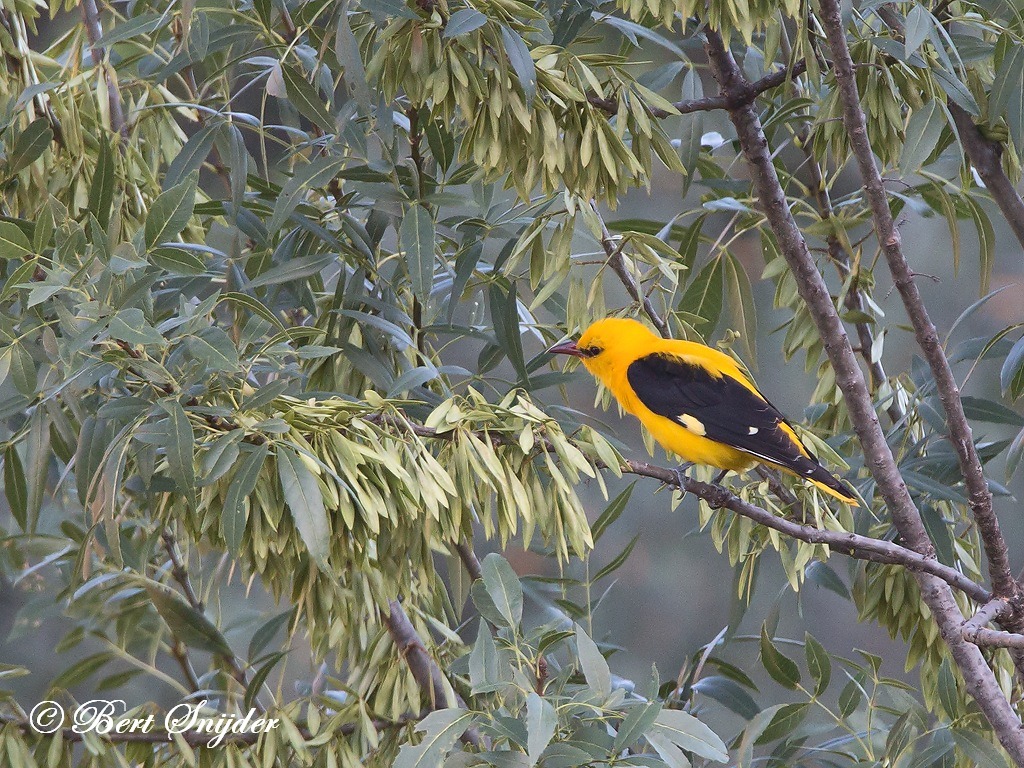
[963,600,1024,650]
[702,26,1024,763]
[591,201,671,338]
[816,0,1018,605]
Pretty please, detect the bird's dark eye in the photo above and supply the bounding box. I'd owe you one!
[581,346,602,358]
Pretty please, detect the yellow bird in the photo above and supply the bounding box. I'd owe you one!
[548,318,857,505]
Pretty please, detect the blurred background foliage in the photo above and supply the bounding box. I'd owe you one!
[0,0,1023,765]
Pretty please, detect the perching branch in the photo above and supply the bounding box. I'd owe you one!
[816,0,1019,606]
[587,60,807,120]
[80,0,129,141]
[591,201,671,339]
[702,26,1024,763]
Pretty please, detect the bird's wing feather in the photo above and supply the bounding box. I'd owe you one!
[625,352,817,472]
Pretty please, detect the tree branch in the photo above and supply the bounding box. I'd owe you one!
[702,27,1024,763]
[80,0,128,141]
[591,201,671,338]
[963,600,1024,650]
[383,599,482,747]
[160,531,261,711]
[587,60,807,119]
[816,0,1018,605]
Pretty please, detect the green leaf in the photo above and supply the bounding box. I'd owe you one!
[335,10,372,113]
[0,220,32,259]
[393,709,472,768]
[592,535,639,582]
[400,204,435,302]
[481,553,523,628]
[900,100,945,177]
[500,26,536,108]
[575,623,611,696]
[992,41,1024,150]
[109,308,163,346]
[223,443,267,556]
[679,257,723,335]
[145,583,233,656]
[1000,336,1024,399]
[937,657,959,720]
[149,246,206,275]
[277,444,331,572]
[951,727,1010,768]
[591,482,635,542]
[724,252,757,360]
[804,560,850,600]
[445,9,487,38]
[145,172,198,247]
[4,445,27,530]
[614,702,661,751]
[904,5,932,57]
[160,400,197,511]
[248,254,336,289]
[932,67,979,116]
[838,674,865,717]
[247,606,295,661]
[526,693,557,766]
[651,709,728,763]
[164,124,218,190]
[267,156,345,233]
[692,675,760,720]
[6,118,52,176]
[88,136,116,230]
[755,702,808,745]
[281,64,335,132]
[961,396,1024,426]
[187,327,239,372]
[804,633,831,697]
[759,625,800,689]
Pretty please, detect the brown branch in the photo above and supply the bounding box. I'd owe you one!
[80,0,129,142]
[383,599,482,747]
[963,600,1024,650]
[160,531,261,711]
[727,7,1024,756]
[587,60,807,119]
[591,201,671,338]
[816,0,1018,605]
[454,540,483,582]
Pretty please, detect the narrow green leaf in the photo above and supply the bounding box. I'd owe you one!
[160,400,197,511]
[1000,336,1024,398]
[281,64,335,132]
[444,9,486,38]
[6,118,53,176]
[759,625,800,689]
[149,246,206,275]
[899,101,945,177]
[481,553,523,628]
[904,5,932,57]
[692,676,760,720]
[145,583,233,656]
[652,709,728,764]
[268,156,346,233]
[88,136,116,230]
[4,445,27,530]
[145,172,198,247]
[0,221,32,259]
[222,443,267,556]
[277,444,331,572]
[393,709,472,768]
[575,623,611,696]
[500,26,536,108]
[679,257,724,335]
[400,204,435,302]
[592,481,635,542]
[526,693,557,766]
[804,633,831,697]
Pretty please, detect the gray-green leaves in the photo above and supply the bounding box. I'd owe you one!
[276,444,331,572]
[400,204,435,302]
[145,172,197,247]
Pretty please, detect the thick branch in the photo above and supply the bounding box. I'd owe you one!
[80,0,128,141]
[383,599,482,747]
[587,60,807,119]
[703,27,1024,763]
[591,201,671,338]
[816,0,1017,604]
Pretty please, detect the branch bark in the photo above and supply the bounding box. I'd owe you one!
[703,26,1024,763]
[964,600,1024,650]
[80,0,129,141]
[816,0,1019,609]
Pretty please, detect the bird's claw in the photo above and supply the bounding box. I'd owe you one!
[673,462,695,497]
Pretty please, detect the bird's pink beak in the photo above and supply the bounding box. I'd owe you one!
[548,340,584,358]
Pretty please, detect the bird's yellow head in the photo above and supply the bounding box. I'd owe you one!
[548,318,658,384]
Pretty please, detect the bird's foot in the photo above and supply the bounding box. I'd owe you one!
[673,462,695,495]
[712,469,728,485]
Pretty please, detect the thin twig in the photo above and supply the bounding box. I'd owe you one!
[80,0,129,141]
[963,600,1024,649]
[591,201,671,338]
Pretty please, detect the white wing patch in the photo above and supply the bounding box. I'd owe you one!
[676,413,706,436]
[748,426,759,435]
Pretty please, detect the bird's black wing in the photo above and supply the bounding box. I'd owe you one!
[625,352,816,471]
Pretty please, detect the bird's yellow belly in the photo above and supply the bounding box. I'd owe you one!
[642,412,754,471]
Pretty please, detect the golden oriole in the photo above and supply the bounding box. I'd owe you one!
[549,318,857,505]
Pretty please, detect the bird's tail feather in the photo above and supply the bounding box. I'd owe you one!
[806,467,859,506]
